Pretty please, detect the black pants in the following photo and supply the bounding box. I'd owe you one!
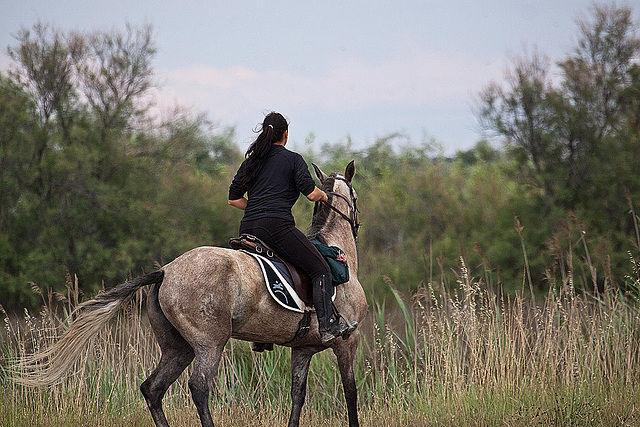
[239,217,331,282]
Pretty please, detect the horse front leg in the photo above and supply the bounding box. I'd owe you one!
[333,333,360,427]
[288,347,315,427]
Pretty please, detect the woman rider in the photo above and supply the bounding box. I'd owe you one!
[228,112,354,345]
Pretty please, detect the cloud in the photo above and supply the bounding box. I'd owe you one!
[155,51,505,126]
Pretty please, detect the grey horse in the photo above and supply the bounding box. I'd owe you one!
[14,161,368,427]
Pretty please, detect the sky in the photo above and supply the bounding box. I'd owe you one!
[2,1,637,154]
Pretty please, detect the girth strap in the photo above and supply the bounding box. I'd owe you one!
[282,309,313,345]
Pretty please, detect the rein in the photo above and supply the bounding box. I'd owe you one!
[315,176,361,241]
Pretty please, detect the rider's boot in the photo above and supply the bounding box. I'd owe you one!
[312,274,357,345]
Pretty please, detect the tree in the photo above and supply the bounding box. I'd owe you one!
[478,5,639,206]
[0,76,39,224]
[476,52,561,207]
[556,4,640,202]
[0,23,242,312]
[8,23,75,128]
[73,24,155,145]
[477,4,640,287]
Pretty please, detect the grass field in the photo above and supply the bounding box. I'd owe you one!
[2,255,640,426]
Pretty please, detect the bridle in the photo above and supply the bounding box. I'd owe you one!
[314,175,361,241]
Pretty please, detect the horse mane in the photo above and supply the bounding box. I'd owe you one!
[306,175,336,243]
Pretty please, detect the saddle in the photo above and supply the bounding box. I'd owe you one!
[229,234,313,311]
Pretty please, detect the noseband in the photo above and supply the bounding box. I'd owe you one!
[314,176,361,241]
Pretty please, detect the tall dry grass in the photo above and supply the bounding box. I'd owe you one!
[2,248,640,425]
[366,255,640,425]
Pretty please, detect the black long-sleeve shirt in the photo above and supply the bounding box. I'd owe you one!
[229,145,316,225]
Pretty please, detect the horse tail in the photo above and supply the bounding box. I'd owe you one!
[13,270,165,387]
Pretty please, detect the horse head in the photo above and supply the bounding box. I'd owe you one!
[310,161,360,243]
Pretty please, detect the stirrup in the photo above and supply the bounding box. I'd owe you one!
[337,313,358,340]
[331,302,358,339]
[320,314,357,346]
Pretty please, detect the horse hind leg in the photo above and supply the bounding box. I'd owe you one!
[141,346,195,426]
[188,343,227,427]
[141,283,195,427]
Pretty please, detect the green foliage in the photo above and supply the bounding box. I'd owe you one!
[0,24,242,311]
[478,4,640,219]
[2,5,640,311]
[475,3,640,294]
[307,137,552,300]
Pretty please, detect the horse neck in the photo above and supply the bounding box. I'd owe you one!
[308,210,358,276]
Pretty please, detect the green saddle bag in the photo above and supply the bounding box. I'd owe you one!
[310,240,350,286]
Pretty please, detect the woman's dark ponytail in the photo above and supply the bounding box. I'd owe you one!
[237,112,288,190]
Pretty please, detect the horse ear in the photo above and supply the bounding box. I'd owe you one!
[344,160,356,183]
[312,163,328,184]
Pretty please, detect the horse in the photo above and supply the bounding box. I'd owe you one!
[14,161,368,427]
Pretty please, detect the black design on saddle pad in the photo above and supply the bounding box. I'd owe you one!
[242,251,310,313]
